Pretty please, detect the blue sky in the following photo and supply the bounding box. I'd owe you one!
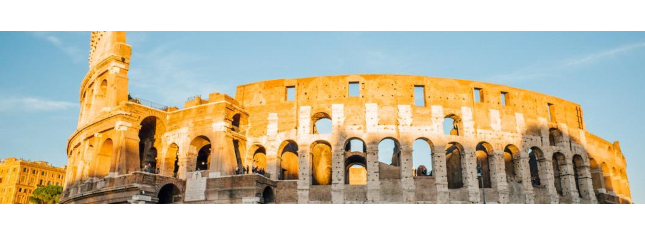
[0,32,643,202]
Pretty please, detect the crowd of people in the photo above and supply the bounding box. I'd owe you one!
[235,165,268,177]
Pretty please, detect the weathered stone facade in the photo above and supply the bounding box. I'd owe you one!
[61,31,632,204]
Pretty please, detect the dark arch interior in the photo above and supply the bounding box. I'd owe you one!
[446,143,463,189]
[529,147,542,187]
[262,187,275,204]
[158,184,180,204]
[196,144,211,171]
[139,117,159,171]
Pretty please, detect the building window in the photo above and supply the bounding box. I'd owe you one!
[18,188,22,193]
[32,170,36,174]
[0,178,3,183]
[39,179,43,185]
[548,103,556,122]
[501,92,509,106]
[349,82,360,97]
[41,171,44,176]
[474,88,484,103]
[286,86,295,101]
[414,85,425,107]
[23,168,27,172]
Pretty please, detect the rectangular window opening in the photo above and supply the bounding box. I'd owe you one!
[349,82,360,97]
[414,85,425,107]
[501,92,509,106]
[474,88,483,103]
[286,86,295,101]
[548,103,556,122]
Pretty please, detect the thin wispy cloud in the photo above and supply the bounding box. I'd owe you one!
[487,41,645,83]
[565,41,645,67]
[30,32,84,63]
[0,97,78,113]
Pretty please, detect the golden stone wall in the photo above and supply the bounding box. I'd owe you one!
[62,31,631,204]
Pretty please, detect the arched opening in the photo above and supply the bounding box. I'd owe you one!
[504,145,520,182]
[278,141,299,180]
[589,158,603,193]
[231,113,241,132]
[93,139,113,178]
[139,116,164,173]
[475,142,493,188]
[443,114,461,136]
[446,142,464,189]
[413,138,433,176]
[345,155,367,185]
[528,147,543,187]
[157,184,180,204]
[312,112,332,134]
[378,138,400,166]
[190,136,211,171]
[612,167,621,195]
[311,140,332,185]
[552,152,566,195]
[620,170,629,198]
[572,155,584,198]
[166,143,180,178]
[601,163,613,193]
[345,138,366,153]
[262,187,275,204]
[549,128,563,147]
[252,146,267,175]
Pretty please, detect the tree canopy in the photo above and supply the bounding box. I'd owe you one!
[28,185,63,204]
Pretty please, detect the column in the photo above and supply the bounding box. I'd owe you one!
[366,143,380,203]
[400,143,415,203]
[433,151,449,203]
[297,146,310,204]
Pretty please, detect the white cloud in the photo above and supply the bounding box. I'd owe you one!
[30,32,84,63]
[486,41,645,83]
[0,97,78,113]
[565,41,645,67]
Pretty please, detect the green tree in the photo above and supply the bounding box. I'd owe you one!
[28,185,63,204]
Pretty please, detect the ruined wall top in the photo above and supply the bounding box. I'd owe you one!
[88,31,130,69]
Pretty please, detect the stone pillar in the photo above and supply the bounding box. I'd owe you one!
[560,156,580,203]
[539,149,559,204]
[366,144,380,203]
[463,149,480,203]
[517,152,535,204]
[578,164,597,203]
[400,144,415,203]
[433,151,449,203]
[114,121,139,175]
[331,149,345,204]
[491,151,509,204]
[297,147,311,204]
[590,168,606,194]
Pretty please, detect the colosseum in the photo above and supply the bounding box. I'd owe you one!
[61,31,632,204]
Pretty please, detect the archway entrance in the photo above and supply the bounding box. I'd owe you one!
[158,184,180,204]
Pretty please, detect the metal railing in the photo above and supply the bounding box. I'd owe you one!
[129,97,168,111]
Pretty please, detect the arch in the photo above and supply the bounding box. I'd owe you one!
[312,112,332,134]
[413,138,434,176]
[344,137,366,153]
[99,79,107,96]
[165,143,180,177]
[572,155,584,198]
[252,145,267,173]
[93,139,113,178]
[503,145,520,181]
[528,147,544,187]
[157,184,180,204]
[443,114,461,136]
[378,137,401,166]
[612,167,621,195]
[549,128,563,147]
[601,163,613,193]
[139,116,165,171]
[262,186,275,204]
[190,136,211,171]
[278,140,299,180]
[446,142,465,189]
[588,158,603,193]
[475,142,493,188]
[311,140,332,185]
[231,113,241,132]
[552,152,566,195]
[345,155,367,185]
